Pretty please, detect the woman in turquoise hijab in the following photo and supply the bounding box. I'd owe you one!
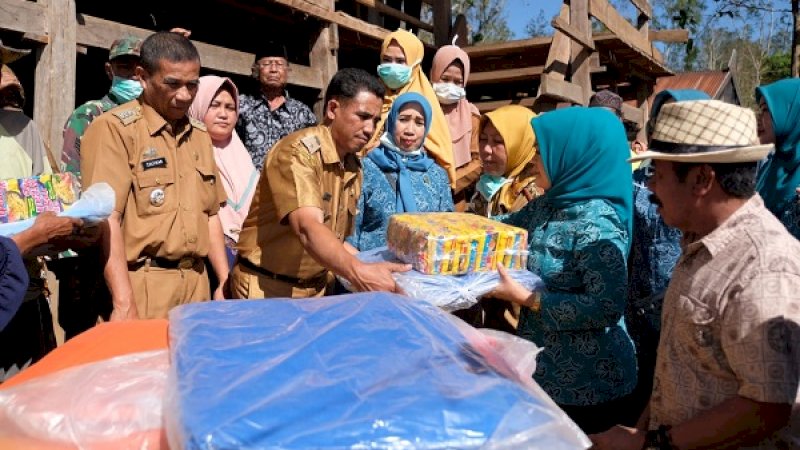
[491,107,636,434]
[755,78,800,239]
[347,92,453,251]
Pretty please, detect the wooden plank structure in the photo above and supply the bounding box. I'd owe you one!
[0,0,688,159]
[464,0,684,133]
[0,0,451,162]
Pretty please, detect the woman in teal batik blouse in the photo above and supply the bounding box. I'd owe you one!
[347,92,453,251]
[755,78,800,239]
[491,107,637,434]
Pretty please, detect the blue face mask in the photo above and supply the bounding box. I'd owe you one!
[476,174,510,201]
[110,76,143,103]
[377,63,412,90]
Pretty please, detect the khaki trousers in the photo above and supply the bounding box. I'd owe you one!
[128,263,210,319]
[227,262,328,299]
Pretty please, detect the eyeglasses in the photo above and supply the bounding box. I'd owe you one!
[256,60,287,69]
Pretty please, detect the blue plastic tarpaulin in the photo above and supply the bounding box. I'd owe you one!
[166,293,589,449]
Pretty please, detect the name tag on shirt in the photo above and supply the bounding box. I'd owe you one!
[142,157,167,171]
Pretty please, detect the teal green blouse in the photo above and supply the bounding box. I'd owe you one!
[502,197,637,406]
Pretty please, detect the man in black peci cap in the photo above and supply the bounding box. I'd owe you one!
[236,41,317,171]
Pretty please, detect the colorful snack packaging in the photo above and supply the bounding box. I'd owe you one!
[387,212,528,275]
[0,173,79,224]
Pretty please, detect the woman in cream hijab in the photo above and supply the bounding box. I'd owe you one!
[469,105,541,217]
[371,29,455,186]
[430,44,482,210]
[188,75,259,266]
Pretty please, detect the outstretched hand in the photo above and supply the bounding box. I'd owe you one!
[490,263,534,306]
[348,261,411,293]
[11,212,84,254]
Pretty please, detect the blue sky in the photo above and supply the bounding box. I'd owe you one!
[504,0,562,38]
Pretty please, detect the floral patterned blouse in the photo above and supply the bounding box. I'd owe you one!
[346,156,454,251]
[500,197,637,406]
[776,190,800,240]
[626,169,682,361]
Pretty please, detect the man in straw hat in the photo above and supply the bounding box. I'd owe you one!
[591,100,799,449]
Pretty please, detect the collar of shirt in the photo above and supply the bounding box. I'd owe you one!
[139,99,192,140]
[105,90,125,107]
[316,125,362,172]
[684,195,764,258]
[318,125,341,166]
[258,90,291,109]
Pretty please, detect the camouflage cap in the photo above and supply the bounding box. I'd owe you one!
[108,36,143,60]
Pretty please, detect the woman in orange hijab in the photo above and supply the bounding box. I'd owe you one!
[469,105,542,217]
[371,29,456,187]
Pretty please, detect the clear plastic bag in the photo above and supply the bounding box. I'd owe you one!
[340,247,545,311]
[0,350,168,449]
[0,182,115,237]
[166,293,590,449]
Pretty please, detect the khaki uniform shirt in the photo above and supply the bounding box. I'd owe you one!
[80,99,226,263]
[650,195,800,449]
[236,125,361,279]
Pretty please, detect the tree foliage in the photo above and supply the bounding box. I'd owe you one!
[452,0,513,44]
[525,9,550,38]
[650,0,792,107]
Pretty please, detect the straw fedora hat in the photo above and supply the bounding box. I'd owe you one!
[629,99,773,163]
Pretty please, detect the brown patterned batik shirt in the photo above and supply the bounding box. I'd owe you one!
[649,195,800,449]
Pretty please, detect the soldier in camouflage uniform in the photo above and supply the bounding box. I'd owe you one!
[61,36,143,176]
[52,36,142,340]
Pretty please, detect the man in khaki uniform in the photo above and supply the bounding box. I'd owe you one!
[230,68,409,299]
[81,32,229,320]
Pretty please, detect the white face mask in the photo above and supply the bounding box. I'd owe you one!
[433,82,466,105]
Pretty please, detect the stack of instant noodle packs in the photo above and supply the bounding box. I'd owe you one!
[387,212,528,275]
[0,173,79,224]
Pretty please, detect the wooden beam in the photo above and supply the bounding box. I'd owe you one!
[551,16,595,51]
[310,0,339,116]
[542,4,571,81]
[629,0,652,19]
[588,0,653,59]
[433,0,452,47]
[469,66,545,85]
[649,29,689,43]
[475,97,535,114]
[352,0,433,32]
[22,32,49,44]
[538,73,585,105]
[74,14,323,90]
[452,14,468,47]
[269,0,388,40]
[621,102,644,125]
[592,33,669,70]
[33,0,77,163]
[463,36,552,58]
[0,0,47,36]
[570,0,592,104]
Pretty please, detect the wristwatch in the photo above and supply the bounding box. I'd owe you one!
[642,425,674,450]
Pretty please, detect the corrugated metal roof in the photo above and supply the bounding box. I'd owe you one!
[647,70,731,106]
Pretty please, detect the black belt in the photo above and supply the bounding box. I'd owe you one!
[238,256,327,287]
[128,256,201,271]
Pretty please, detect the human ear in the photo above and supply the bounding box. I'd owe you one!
[325,98,339,121]
[692,164,715,196]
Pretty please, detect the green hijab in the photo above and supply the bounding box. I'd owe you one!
[531,107,633,247]
[755,78,800,216]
